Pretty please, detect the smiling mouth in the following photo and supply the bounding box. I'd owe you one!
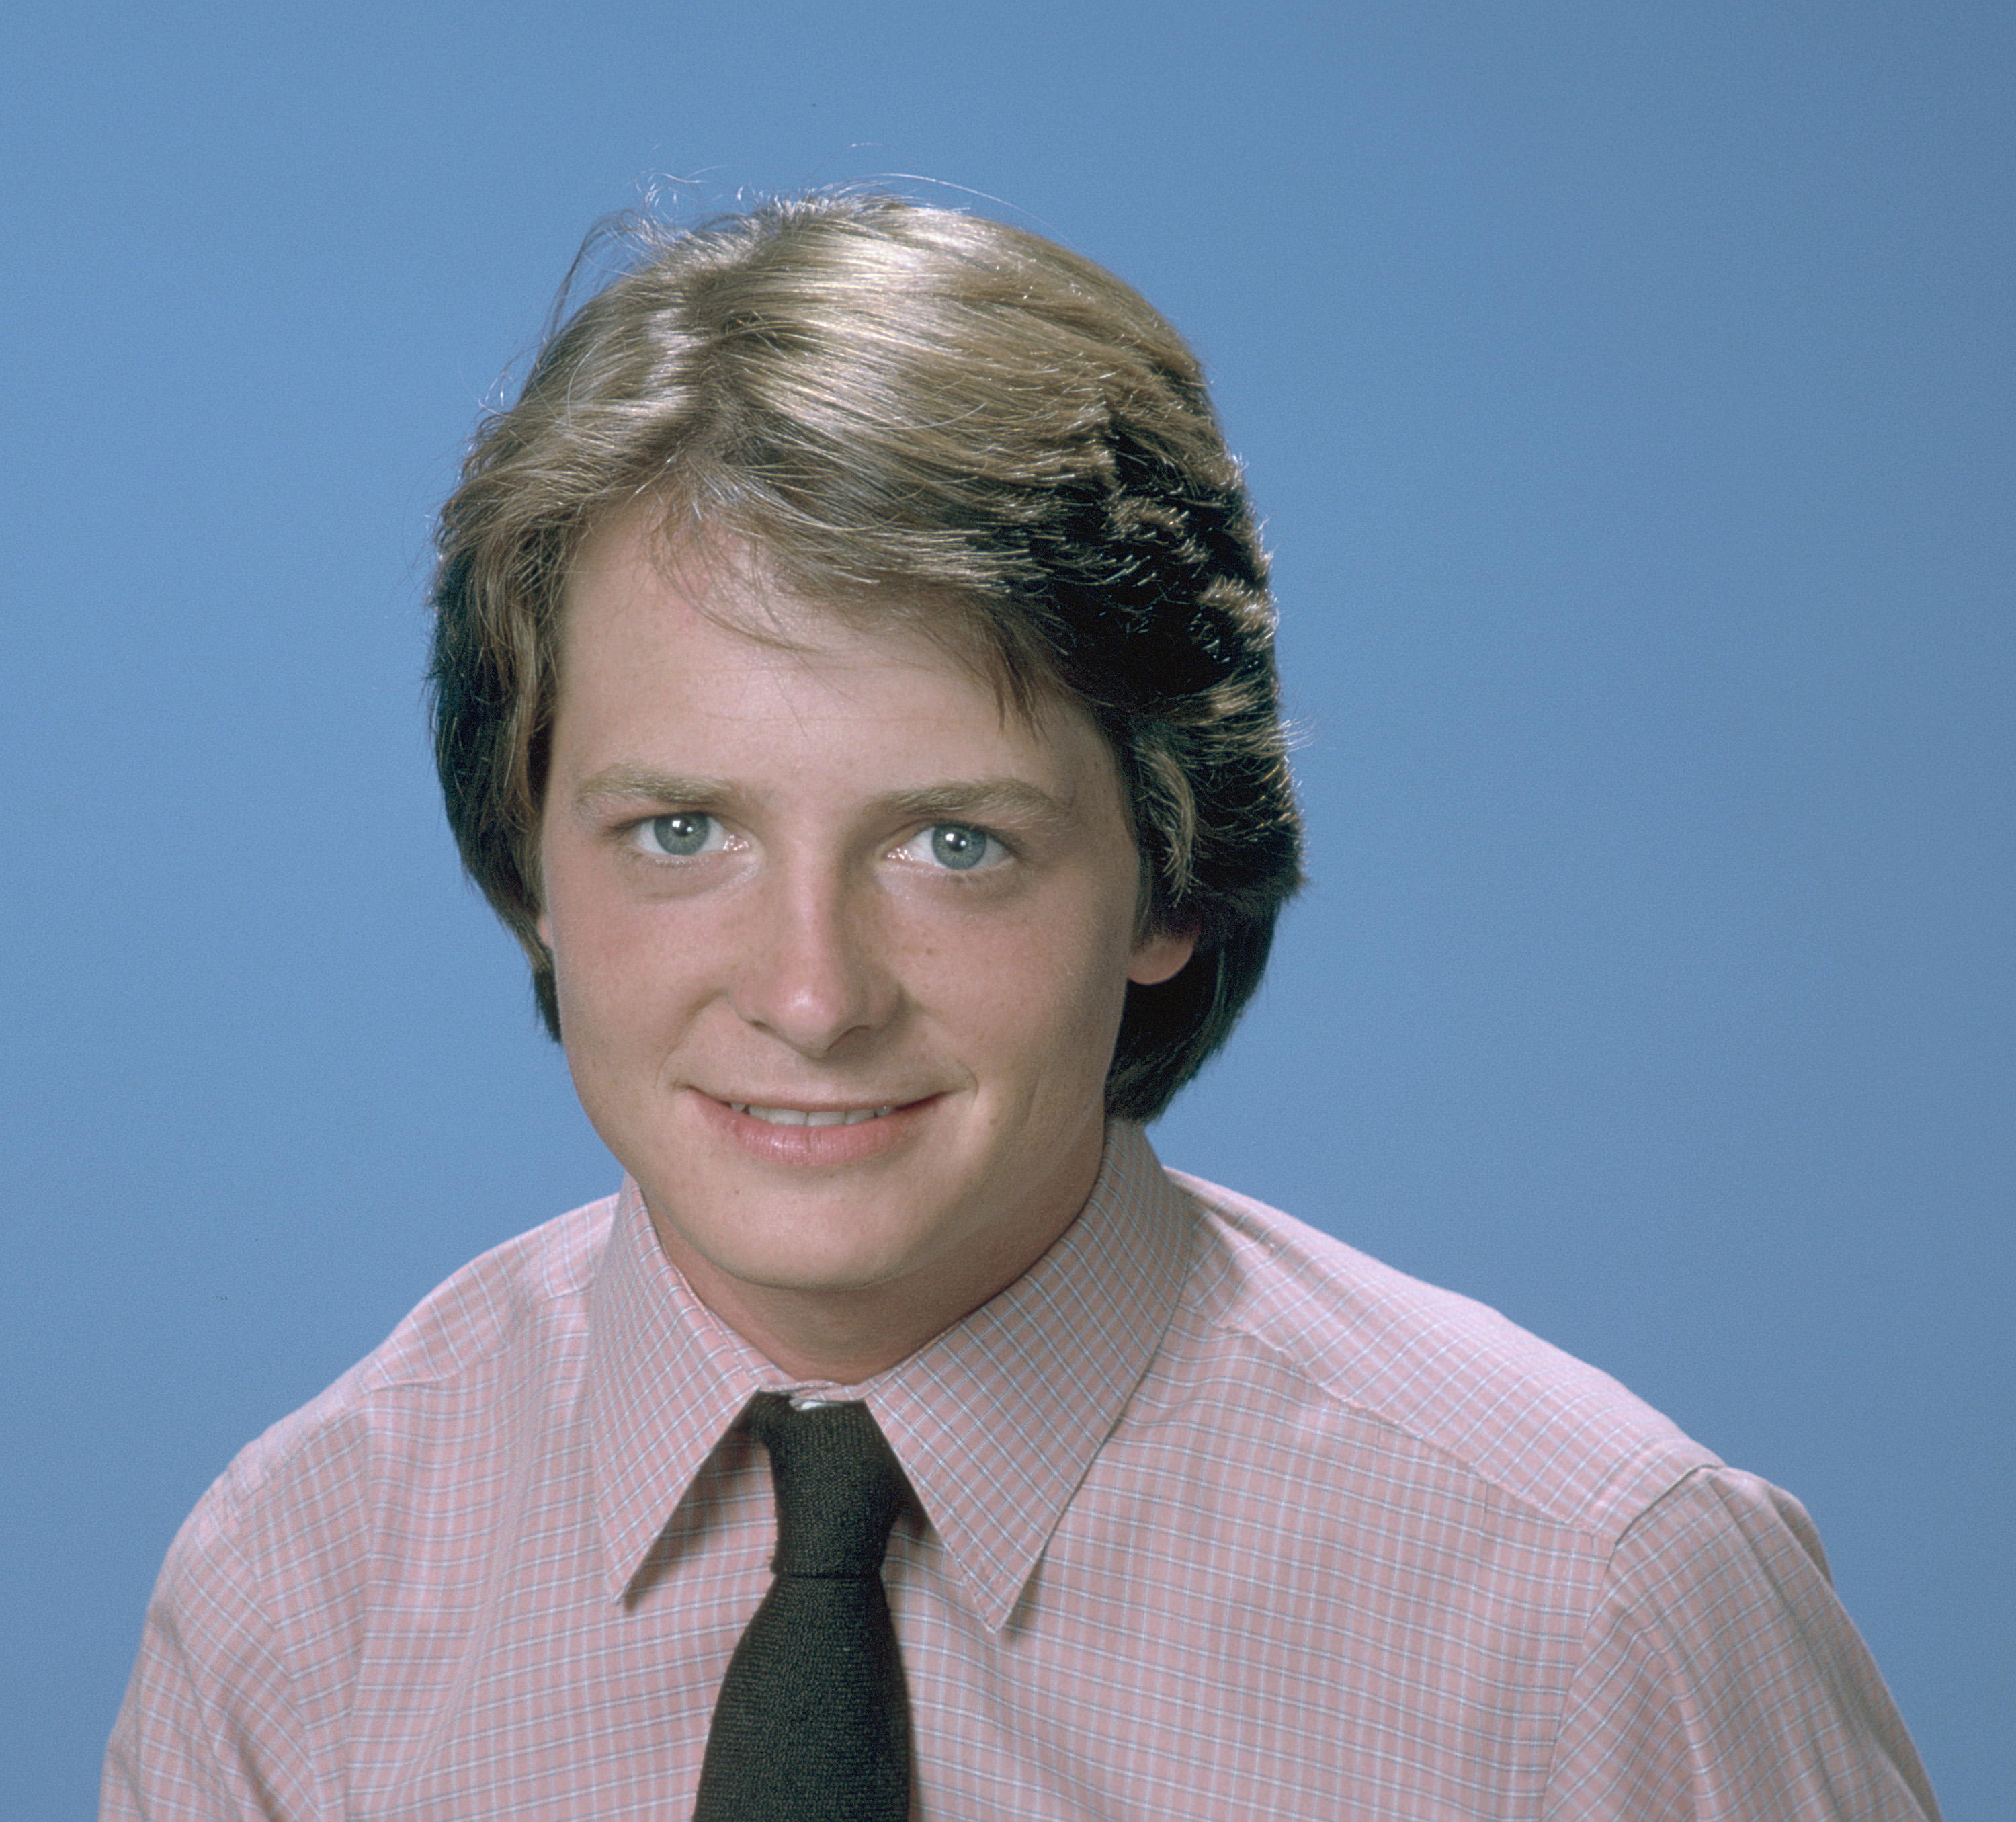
[726,1102,898,1128]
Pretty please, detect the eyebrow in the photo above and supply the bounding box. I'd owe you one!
[569,766,1079,831]
[571,767,737,815]
[877,780,1079,832]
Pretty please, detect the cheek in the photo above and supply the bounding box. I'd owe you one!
[543,876,701,1043]
[933,901,1135,1073]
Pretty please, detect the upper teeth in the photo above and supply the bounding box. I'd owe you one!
[731,1103,895,1127]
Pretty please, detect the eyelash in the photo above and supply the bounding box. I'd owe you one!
[628,812,732,860]
[899,823,1009,874]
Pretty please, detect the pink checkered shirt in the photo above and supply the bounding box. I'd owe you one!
[106,1124,1939,1819]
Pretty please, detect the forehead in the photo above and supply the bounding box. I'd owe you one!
[566,505,1020,696]
[552,506,1118,797]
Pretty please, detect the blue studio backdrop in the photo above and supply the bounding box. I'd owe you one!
[5,3,2009,1815]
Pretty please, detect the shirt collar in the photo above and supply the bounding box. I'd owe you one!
[587,1120,1195,1628]
[587,1175,780,1601]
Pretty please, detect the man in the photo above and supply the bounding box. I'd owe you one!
[106,195,1940,1818]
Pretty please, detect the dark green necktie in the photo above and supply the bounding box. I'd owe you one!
[692,1394,913,1822]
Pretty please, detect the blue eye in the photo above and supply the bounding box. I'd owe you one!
[642,813,718,857]
[927,825,995,871]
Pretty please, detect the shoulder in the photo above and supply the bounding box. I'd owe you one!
[112,1198,623,1808]
[177,1195,618,1557]
[1161,1168,1718,1547]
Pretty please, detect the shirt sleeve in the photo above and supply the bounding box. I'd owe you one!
[1542,1466,1941,1821]
[101,1489,323,1822]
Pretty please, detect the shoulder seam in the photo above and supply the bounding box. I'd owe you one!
[1166,1171,1716,1544]
[210,1197,617,1504]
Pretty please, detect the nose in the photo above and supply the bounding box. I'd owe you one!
[728,866,899,1058]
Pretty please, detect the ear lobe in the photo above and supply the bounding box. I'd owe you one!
[1128,924,1198,987]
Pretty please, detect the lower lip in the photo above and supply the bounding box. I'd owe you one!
[690,1091,939,1167]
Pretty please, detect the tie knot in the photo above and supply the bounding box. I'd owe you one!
[748,1394,909,1578]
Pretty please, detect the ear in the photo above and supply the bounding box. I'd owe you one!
[534,848,554,951]
[1127,923,1197,987]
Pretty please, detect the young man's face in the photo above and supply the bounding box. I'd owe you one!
[537,507,1193,1369]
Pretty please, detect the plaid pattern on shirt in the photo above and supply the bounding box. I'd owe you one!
[105,1123,1940,1819]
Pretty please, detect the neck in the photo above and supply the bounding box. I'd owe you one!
[645,1154,1103,1384]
